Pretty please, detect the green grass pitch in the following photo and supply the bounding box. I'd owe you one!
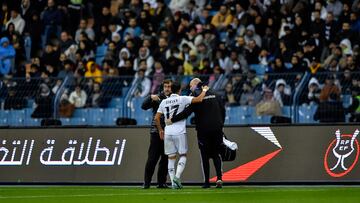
[0,186,360,203]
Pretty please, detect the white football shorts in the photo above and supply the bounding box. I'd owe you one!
[164,133,188,155]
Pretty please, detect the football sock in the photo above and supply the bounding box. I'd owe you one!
[175,156,187,179]
[168,158,176,183]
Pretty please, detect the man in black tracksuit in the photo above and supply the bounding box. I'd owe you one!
[141,79,172,189]
[169,78,225,188]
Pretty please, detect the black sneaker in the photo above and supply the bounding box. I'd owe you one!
[202,183,211,189]
[142,184,150,189]
[157,184,170,189]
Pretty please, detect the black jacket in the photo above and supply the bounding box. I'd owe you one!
[314,101,345,123]
[171,90,225,134]
[141,93,167,134]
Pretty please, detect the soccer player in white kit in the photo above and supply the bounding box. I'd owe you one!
[155,82,209,189]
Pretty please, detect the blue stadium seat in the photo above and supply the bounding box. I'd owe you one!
[0,110,9,126]
[282,106,291,117]
[342,94,352,108]
[298,104,318,123]
[60,118,87,126]
[88,108,105,126]
[250,64,267,75]
[73,108,89,118]
[226,106,250,125]
[70,117,87,125]
[24,108,40,126]
[135,110,153,125]
[109,97,124,108]
[104,108,122,126]
[26,99,35,108]
[132,98,146,108]
[8,110,26,126]
[249,115,272,124]
[24,118,41,126]
[60,118,71,126]
[95,44,108,65]
[122,87,130,96]
[209,10,218,16]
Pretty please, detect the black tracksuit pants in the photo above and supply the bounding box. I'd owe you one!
[198,130,223,184]
[144,132,168,185]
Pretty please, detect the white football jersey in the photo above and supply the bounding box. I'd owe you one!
[157,94,193,135]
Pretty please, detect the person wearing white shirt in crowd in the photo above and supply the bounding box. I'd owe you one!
[133,69,151,98]
[6,9,25,34]
[69,85,87,108]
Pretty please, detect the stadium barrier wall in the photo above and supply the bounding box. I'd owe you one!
[0,125,360,184]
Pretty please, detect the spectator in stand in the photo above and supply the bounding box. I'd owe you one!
[224,82,239,106]
[41,43,59,68]
[244,24,262,48]
[0,3,10,31]
[41,0,63,46]
[118,47,132,69]
[256,88,282,117]
[211,4,233,31]
[85,61,102,83]
[273,79,292,107]
[31,83,53,118]
[133,69,151,98]
[4,87,26,110]
[245,39,260,65]
[58,59,74,78]
[0,37,15,76]
[151,61,165,94]
[183,49,200,75]
[69,84,87,108]
[134,47,154,76]
[6,8,25,35]
[314,92,345,123]
[340,69,353,94]
[21,0,35,23]
[319,75,341,102]
[346,87,360,122]
[154,37,170,64]
[300,77,321,105]
[75,19,95,43]
[59,31,76,53]
[87,82,103,107]
[239,81,261,106]
[123,17,142,39]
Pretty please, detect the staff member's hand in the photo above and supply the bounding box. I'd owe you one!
[159,130,164,140]
[151,94,160,101]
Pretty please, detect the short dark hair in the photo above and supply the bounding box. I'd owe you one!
[163,79,172,85]
[171,82,181,93]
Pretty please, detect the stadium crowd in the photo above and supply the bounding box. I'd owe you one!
[0,0,360,120]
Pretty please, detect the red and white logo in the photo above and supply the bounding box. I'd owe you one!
[324,129,359,178]
[211,127,282,182]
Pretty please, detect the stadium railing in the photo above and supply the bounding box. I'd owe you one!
[0,71,356,127]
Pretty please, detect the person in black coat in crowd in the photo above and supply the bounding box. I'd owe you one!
[31,83,53,118]
[314,92,345,123]
[141,79,172,189]
[4,87,26,110]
